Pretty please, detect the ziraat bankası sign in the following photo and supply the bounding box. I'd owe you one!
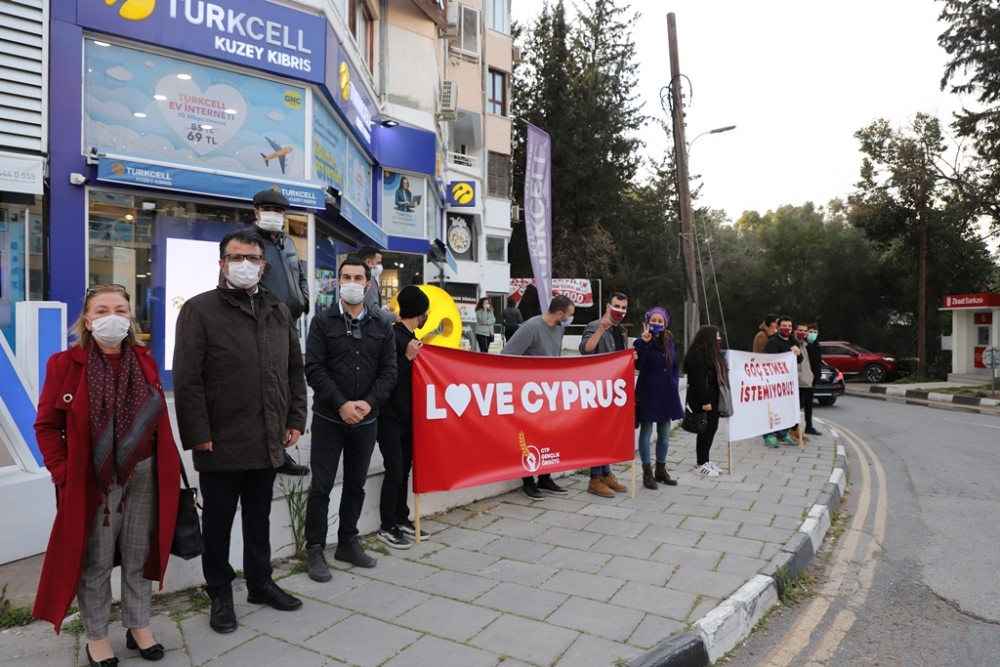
[77,0,327,84]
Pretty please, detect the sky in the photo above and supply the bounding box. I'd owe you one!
[510,0,964,221]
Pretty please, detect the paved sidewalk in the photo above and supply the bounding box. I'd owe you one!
[0,427,838,667]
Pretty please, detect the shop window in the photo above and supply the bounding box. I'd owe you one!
[0,194,43,343]
[457,5,480,56]
[486,236,506,262]
[487,152,510,199]
[349,0,376,73]
[487,0,509,33]
[488,69,508,116]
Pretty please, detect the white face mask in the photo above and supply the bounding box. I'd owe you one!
[257,211,284,233]
[370,263,383,280]
[89,314,131,347]
[340,282,366,305]
[226,260,262,289]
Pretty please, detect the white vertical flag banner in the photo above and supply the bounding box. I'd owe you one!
[726,350,800,441]
[524,123,553,313]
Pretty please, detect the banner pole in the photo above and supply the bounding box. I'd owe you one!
[799,410,805,452]
[631,459,636,499]
[414,494,422,544]
[728,440,733,475]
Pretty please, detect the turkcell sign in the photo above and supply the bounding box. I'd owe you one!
[323,25,380,150]
[76,0,327,84]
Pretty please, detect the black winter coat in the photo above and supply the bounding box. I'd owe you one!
[684,348,721,413]
[765,333,804,363]
[382,323,416,424]
[259,229,310,321]
[173,284,308,472]
[305,305,397,423]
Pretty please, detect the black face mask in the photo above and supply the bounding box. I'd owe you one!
[417,314,429,329]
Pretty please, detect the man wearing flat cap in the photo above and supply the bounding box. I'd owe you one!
[252,189,311,476]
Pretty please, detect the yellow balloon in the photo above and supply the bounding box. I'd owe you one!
[389,284,463,349]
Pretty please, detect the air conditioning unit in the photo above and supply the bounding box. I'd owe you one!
[510,204,521,222]
[512,45,524,64]
[441,0,459,37]
[439,80,458,121]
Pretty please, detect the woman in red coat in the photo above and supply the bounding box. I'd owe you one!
[33,285,180,667]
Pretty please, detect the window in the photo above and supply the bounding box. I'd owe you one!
[487,152,510,199]
[487,0,509,33]
[486,236,506,262]
[457,5,480,55]
[348,0,375,72]
[488,69,507,116]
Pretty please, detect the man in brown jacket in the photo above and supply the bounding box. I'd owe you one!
[173,228,308,634]
[752,314,779,353]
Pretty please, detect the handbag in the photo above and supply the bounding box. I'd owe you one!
[171,454,204,560]
[681,407,708,434]
[718,383,734,418]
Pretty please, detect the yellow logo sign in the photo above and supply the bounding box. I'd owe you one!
[451,182,474,205]
[283,90,303,110]
[106,0,156,21]
[339,62,351,101]
[110,162,126,176]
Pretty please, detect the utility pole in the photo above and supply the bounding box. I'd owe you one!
[667,13,698,346]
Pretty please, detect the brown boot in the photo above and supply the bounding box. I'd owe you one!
[642,465,658,490]
[655,463,678,486]
[587,475,615,498]
[602,473,628,493]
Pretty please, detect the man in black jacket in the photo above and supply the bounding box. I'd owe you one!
[303,256,397,581]
[376,285,431,550]
[174,228,308,633]
[251,189,310,476]
[762,315,802,447]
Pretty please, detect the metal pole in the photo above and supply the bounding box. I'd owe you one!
[667,13,698,346]
[594,278,602,315]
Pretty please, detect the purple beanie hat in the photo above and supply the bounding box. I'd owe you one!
[644,307,669,327]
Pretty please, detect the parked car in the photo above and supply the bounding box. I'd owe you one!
[813,360,845,406]
[818,341,903,383]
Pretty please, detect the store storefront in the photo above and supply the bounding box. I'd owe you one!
[0,152,45,349]
[941,293,1000,380]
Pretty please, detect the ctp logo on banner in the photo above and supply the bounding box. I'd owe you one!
[726,350,800,441]
[412,347,635,493]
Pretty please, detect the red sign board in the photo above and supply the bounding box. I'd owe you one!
[974,313,993,325]
[942,293,1000,309]
[975,346,986,369]
[411,346,635,493]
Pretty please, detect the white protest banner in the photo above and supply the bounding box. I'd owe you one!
[726,350,800,441]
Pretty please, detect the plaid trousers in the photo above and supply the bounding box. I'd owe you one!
[78,457,158,640]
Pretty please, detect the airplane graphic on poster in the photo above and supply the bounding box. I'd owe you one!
[261,137,293,174]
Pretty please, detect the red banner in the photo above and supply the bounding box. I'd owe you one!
[411,346,635,493]
[508,279,594,307]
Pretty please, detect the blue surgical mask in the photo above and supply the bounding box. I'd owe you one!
[806,332,817,343]
[648,323,664,335]
[560,316,573,327]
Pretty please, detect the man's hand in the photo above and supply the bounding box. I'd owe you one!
[792,346,802,356]
[702,404,713,412]
[339,401,361,425]
[597,312,613,333]
[194,441,213,452]
[356,401,372,418]
[283,429,301,448]
[640,322,652,343]
[405,338,423,360]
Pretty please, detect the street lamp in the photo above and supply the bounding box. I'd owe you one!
[688,125,737,154]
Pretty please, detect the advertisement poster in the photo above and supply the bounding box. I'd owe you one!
[163,237,222,371]
[312,103,348,193]
[346,141,373,219]
[382,171,425,238]
[508,279,594,307]
[412,347,635,493]
[84,41,307,180]
[726,350,801,441]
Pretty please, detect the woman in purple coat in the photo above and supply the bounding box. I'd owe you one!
[633,307,685,490]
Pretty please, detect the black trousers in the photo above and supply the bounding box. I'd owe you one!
[800,388,814,429]
[199,467,276,597]
[504,327,519,343]
[305,416,377,547]
[476,334,491,353]
[521,474,552,486]
[696,410,721,465]
[377,417,413,530]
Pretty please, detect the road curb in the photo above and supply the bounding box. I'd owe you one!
[628,440,849,667]
[859,385,1000,407]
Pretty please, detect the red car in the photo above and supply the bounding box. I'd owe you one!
[818,341,903,383]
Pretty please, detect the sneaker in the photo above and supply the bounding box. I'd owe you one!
[377,527,411,550]
[398,522,430,540]
[698,463,720,477]
[306,544,332,582]
[334,536,377,568]
[782,434,799,445]
[706,461,722,473]
[536,477,569,495]
[521,482,544,500]
[764,435,779,448]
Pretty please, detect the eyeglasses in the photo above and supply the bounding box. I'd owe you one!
[86,284,128,297]
[223,253,265,265]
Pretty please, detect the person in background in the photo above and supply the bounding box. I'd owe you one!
[251,189,310,477]
[634,307,684,489]
[763,316,803,447]
[501,295,576,500]
[578,292,630,496]
[501,300,523,344]
[800,323,823,436]
[683,325,728,477]
[474,297,496,353]
[753,313,779,353]
[173,229,308,634]
[377,285,432,550]
[357,245,384,313]
[33,285,180,666]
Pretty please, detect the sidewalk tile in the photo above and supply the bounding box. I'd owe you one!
[688,595,722,622]
[433,526,501,551]
[473,581,568,620]
[421,546,501,574]
[771,515,803,530]
[625,509,686,529]
[540,570,625,602]
[117,649,194,666]
[148,611,185,651]
[489,502,546,521]
[582,517,645,539]
[178,614,259,667]
[554,633,643,667]
[534,525,604,550]
[476,559,558,587]
[328,580,431,620]
[362,556,439,587]
[459,511,499,530]
[241,597,349,644]
[435,508,475,525]
[202,635,326,667]
[598,556,676,586]
[512,495,589,513]
[717,508,777,527]
[480,536,556,562]
[533,509,595,530]
[608,581,697,621]
[679,516,742,536]
[481,517,550,540]
[0,620,78,667]
[408,570,499,602]
[649,543,722,569]
[279,571,369,604]
[536,547,612,574]
[395,596,501,642]
[470,614,579,666]
[715,553,770,578]
[627,613,686,649]
[577,504,636,521]
[699,496,756,511]
[636,525,703,547]
[303,613,420,667]
[589,535,658,559]
[665,565,747,599]
[381,635,499,667]
[663,503,720,519]
[732,490,785,503]
[696,533,766,559]
[751,501,810,519]
[737,523,796,543]
[547,596,644,642]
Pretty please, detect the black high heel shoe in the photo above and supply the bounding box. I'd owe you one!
[86,644,119,667]
[125,629,165,661]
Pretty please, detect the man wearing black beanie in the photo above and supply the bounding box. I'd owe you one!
[376,285,431,548]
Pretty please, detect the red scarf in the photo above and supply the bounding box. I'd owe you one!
[87,343,164,524]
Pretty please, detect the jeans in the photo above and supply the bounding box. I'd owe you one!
[377,417,413,531]
[638,421,671,466]
[590,465,611,476]
[305,416,378,547]
[476,334,491,353]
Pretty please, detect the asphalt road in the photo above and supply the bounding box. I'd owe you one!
[724,395,1000,667]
